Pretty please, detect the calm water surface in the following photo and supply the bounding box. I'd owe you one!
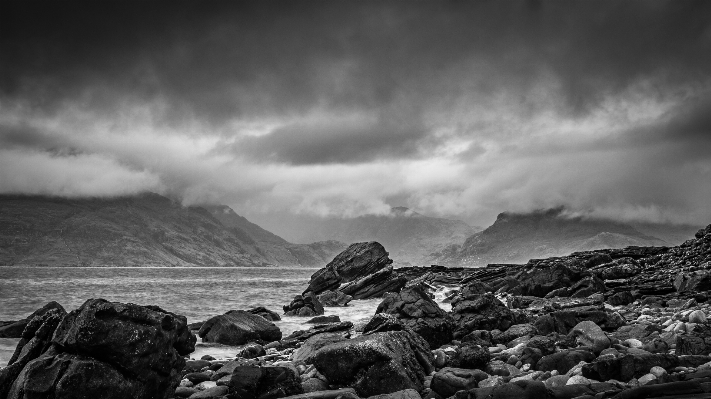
[0,267,387,366]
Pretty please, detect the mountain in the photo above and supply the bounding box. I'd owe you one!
[0,194,345,267]
[431,207,683,266]
[262,207,479,266]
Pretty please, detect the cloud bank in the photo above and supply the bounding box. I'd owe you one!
[1,0,710,226]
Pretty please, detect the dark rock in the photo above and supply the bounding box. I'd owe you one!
[536,306,624,334]
[375,286,454,348]
[224,365,303,399]
[451,293,514,338]
[448,343,490,369]
[339,265,407,299]
[581,353,678,381]
[0,307,66,399]
[305,242,393,295]
[676,334,711,356]
[184,372,211,384]
[366,388,422,399]
[608,291,635,306]
[675,271,711,292]
[311,331,434,397]
[318,290,353,307]
[492,324,538,345]
[525,335,557,356]
[515,262,580,297]
[568,275,606,298]
[284,293,325,317]
[239,343,266,359]
[247,306,281,321]
[459,279,493,297]
[184,359,211,372]
[5,299,195,399]
[463,380,552,399]
[536,348,596,374]
[430,367,486,398]
[292,332,348,363]
[460,330,493,347]
[0,301,65,338]
[306,315,341,324]
[282,322,353,346]
[189,385,229,398]
[363,313,408,334]
[199,310,282,345]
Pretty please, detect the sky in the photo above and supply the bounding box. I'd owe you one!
[1,0,711,230]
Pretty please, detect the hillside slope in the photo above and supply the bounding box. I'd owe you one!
[0,194,344,267]
[432,207,671,266]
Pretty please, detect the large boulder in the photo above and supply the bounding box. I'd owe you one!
[222,365,303,398]
[451,293,514,338]
[430,367,487,398]
[0,301,65,338]
[5,299,195,399]
[515,262,580,297]
[310,331,434,397]
[570,320,611,354]
[305,242,393,295]
[375,286,454,348]
[199,310,282,345]
[675,271,711,292]
[317,290,352,307]
[536,349,596,374]
[339,265,406,299]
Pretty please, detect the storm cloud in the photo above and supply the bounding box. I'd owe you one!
[1,0,710,226]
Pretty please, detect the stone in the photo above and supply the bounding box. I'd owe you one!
[448,343,490,369]
[0,301,65,338]
[451,293,515,338]
[430,367,487,397]
[199,310,282,345]
[5,299,195,399]
[247,306,281,321]
[478,375,505,388]
[339,265,407,299]
[515,262,580,297]
[608,291,635,306]
[537,349,596,374]
[305,242,394,295]
[492,324,538,345]
[465,380,551,399]
[188,385,229,398]
[282,322,353,345]
[581,353,678,382]
[676,334,711,356]
[306,315,341,324]
[292,332,348,363]
[310,331,434,397]
[570,320,611,354]
[224,365,303,399]
[544,375,570,388]
[674,271,711,293]
[569,275,606,298]
[317,290,352,307]
[366,388,422,399]
[688,310,707,323]
[238,343,266,359]
[637,373,656,385]
[375,286,454,348]
[566,375,593,385]
[284,293,326,317]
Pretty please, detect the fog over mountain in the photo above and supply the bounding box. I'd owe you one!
[1,1,710,230]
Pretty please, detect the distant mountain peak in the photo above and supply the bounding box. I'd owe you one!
[390,206,420,217]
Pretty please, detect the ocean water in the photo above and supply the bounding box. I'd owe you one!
[0,267,405,366]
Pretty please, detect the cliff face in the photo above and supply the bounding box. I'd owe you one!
[0,194,345,267]
[432,207,680,266]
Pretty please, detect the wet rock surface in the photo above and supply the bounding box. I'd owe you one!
[198,309,282,345]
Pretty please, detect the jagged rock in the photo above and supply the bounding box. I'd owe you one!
[292,332,348,363]
[317,290,352,307]
[535,305,624,334]
[363,313,408,334]
[306,315,340,324]
[581,353,678,381]
[5,299,195,399]
[247,306,281,321]
[304,242,393,295]
[0,307,66,398]
[375,286,454,348]
[199,310,282,345]
[492,324,538,345]
[568,275,606,298]
[223,365,302,398]
[676,333,711,356]
[0,301,65,338]
[310,331,434,396]
[607,291,635,306]
[339,265,407,299]
[514,262,580,297]
[459,279,493,297]
[284,293,325,317]
[462,380,552,399]
[451,293,514,338]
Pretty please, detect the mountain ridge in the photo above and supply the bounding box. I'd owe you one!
[0,193,345,267]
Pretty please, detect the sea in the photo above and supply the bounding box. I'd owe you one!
[0,266,454,367]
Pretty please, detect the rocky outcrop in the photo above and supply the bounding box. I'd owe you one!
[0,301,65,338]
[310,331,434,397]
[222,365,303,398]
[4,299,195,399]
[375,286,454,348]
[304,242,393,295]
[247,306,281,321]
[198,309,282,345]
[339,265,406,299]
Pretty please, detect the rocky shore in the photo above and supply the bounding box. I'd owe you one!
[2,224,711,399]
